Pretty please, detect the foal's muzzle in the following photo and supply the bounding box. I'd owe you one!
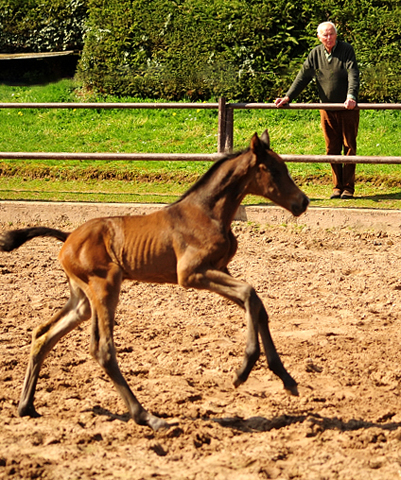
[291,194,310,217]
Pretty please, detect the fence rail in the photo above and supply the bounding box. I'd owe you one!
[1,152,401,164]
[1,99,401,164]
[0,152,222,161]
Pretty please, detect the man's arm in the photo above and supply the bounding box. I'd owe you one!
[275,54,316,107]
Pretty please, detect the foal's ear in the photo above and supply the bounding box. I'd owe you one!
[250,130,270,156]
[250,132,263,154]
[260,129,270,149]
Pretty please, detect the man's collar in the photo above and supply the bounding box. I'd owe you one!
[325,40,338,55]
[324,41,338,62]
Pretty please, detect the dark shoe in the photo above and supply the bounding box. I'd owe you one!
[341,191,354,199]
[330,189,342,199]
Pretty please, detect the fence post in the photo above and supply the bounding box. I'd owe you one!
[218,97,234,153]
[224,106,234,152]
[218,97,226,153]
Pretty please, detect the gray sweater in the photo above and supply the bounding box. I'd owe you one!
[286,41,360,103]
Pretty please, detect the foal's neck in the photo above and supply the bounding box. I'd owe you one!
[187,152,253,226]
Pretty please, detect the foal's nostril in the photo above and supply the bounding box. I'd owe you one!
[291,194,309,217]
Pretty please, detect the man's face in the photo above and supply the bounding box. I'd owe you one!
[318,25,337,52]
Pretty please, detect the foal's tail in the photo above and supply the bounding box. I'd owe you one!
[0,227,69,252]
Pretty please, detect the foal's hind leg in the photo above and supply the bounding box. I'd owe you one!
[87,267,169,431]
[18,281,91,417]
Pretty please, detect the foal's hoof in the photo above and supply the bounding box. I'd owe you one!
[18,403,41,418]
[233,369,248,388]
[284,384,299,396]
[233,376,243,389]
[146,413,171,431]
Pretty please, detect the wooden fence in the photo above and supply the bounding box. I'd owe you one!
[1,98,401,164]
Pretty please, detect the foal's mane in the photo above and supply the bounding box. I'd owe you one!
[172,147,250,205]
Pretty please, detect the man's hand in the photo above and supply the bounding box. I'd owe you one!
[275,96,290,108]
[344,98,357,110]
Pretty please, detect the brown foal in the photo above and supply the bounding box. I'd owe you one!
[0,130,309,430]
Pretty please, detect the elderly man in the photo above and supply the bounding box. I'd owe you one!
[275,21,360,199]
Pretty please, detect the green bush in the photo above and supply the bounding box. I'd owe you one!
[77,0,401,102]
[336,0,401,102]
[0,0,88,53]
[77,0,317,101]
[2,0,401,102]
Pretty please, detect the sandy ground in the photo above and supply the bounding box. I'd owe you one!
[1,207,401,479]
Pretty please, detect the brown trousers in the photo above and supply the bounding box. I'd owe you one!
[320,109,360,194]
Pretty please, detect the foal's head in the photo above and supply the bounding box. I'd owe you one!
[246,130,309,217]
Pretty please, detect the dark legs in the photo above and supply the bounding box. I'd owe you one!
[19,262,296,430]
[178,267,298,395]
[232,288,298,395]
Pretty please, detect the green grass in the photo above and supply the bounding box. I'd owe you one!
[1,79,401,209]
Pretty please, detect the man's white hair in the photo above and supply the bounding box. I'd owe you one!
[317,21,337,35]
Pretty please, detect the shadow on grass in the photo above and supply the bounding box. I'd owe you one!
[301,191,401,209]
[360,192,401,201]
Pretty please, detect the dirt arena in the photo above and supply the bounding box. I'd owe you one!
[1,205,401,479]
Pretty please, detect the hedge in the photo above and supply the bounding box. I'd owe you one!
[0,0,88,53]
[77,0,313,100]
[76,0,401,102]
[2,0,401,102]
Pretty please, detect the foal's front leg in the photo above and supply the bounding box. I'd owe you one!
[179,267,297,394]
[230,285,297,394]
[258,307,298,395]
[232,287,261,387]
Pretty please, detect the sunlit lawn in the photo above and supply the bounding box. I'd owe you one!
[1,80,401,209]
